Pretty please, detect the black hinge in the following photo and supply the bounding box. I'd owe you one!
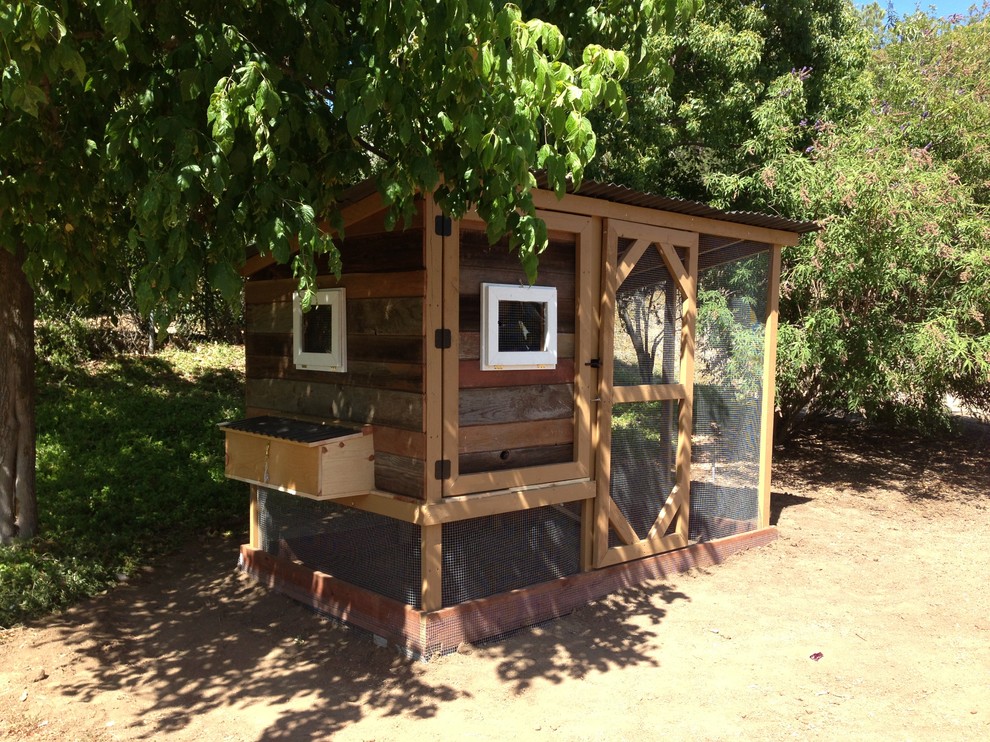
[585,358,602,369]
[435,459,451,480]
[434,214,452,236]
[435,328,452,349]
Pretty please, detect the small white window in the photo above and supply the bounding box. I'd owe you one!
[480,283,557,370]
[293,288,346,372]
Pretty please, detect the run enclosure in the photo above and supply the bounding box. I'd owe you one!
[225,180,815,655]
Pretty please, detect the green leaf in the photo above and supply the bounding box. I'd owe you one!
[11,84,47,117]
[207,261,243,300]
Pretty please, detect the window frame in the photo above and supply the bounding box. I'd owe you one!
[292,288,347,373]
[480,282,558,370]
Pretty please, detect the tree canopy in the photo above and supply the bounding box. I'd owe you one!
[1,1,701,307]
[761,10,990,431]
[586,1,990,432]
[0,0,694,541]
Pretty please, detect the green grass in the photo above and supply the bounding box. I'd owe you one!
[0,343,245,628]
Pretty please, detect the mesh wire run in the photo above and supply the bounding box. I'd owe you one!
[614,241,682,386]
[441,505,582,607]
[257,488,422,608]
[690,248,770,542]
[608,400,679,545]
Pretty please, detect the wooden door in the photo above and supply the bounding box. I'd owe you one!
[593,219,699,568]
[440,210,599,498]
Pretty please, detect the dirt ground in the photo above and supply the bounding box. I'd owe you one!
[2,419,989,741]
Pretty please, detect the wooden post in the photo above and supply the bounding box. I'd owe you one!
[423,193,446,506]
[248,485,261,549]
[593,220,620,567]
[421,523,443,611]
[757,246,783,529]
[673,241,698,543]
[421,193,448,610]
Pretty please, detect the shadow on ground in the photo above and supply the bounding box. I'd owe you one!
[774,417,990,504]
[38,535,687,739]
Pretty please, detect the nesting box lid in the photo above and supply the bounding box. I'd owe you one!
[219,415,366,447]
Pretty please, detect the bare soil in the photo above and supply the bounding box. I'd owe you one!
[2,420,989,741]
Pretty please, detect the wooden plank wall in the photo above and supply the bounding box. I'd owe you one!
[457,227,577,474]
[244,220,427,498]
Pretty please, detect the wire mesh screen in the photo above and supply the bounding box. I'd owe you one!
[614,242,682,386]
[301,305,332,353]
[441,505,581,607]
[257,488,422,608]
[609,400,679,545]
[690,243,770,542]
[498,300,549,352]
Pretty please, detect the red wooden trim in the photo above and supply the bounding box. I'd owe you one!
[458,359,575,389]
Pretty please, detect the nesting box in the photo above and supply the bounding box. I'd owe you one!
[221,416,374,500]
[227,178,816,656]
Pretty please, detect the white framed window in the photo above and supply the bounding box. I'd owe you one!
[480,283,557,370]
[293,288,347,372]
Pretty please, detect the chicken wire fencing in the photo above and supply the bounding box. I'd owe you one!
[614,238,682,386]
[608,400,679,546]
[442,504,582,607]
[256,487,422,608]
[256,489,583,614]
[690,242,771,541]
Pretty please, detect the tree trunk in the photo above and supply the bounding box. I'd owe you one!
[0,247,37,544]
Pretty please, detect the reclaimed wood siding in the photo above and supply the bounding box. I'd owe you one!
[458,227,576,474]
[244,227,427,498]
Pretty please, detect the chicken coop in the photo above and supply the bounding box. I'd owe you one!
[222,179,816,656]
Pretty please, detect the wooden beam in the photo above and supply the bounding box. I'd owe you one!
[578,217,604,573]
[611,383,687,404]
[646,492,680,542]
[657,241,693,298]
[594,219,621,567]
[615,238,649,287]
[427,479,594,524]
[332,490,425,523]
[531,188,801,246]
[598,531,689,568]
[606,494,640,546]
[440,212,462,498]
[580,496,596,572]
[757,245,783,528]
[447,460,589,497]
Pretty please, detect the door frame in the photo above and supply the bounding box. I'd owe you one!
[594,219,699,568]
[440,209,600,498]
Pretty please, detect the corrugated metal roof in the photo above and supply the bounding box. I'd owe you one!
[546,177,820,234]
[337,176,818,234]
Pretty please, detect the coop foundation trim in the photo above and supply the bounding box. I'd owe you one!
[239,526,778,658]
